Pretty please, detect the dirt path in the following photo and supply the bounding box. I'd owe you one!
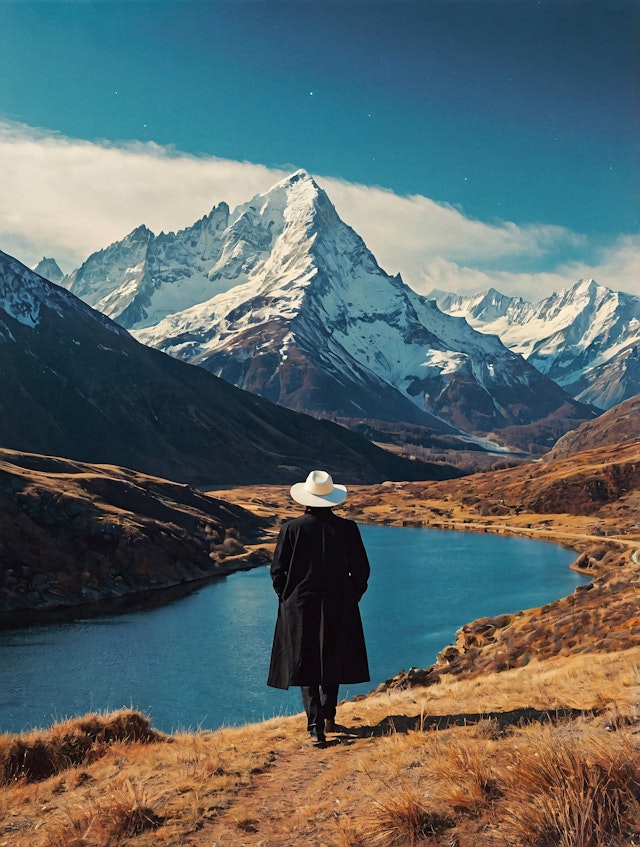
[176,700,611,847]
[190,725,376,847]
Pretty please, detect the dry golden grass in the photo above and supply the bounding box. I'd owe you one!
[41,777,162,847]
[5,438,640,846]
[332,651,640,846]
[0,710,161,785]
[0,711,294,846]
[360,785,456,847]
[499,724,640,847]
[3,650,640,847]
[343,719,640,847]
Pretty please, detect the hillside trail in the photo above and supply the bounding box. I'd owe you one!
[187,721,384,847]
[180,703,591,847]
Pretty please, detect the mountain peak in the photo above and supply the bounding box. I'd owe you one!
[229,168,337,252]
[57,178,595,453]
[555,278,611,311]
[282,168,315,186]
[33,257,63,283]
[189,201,230,236]
[266,169,325,207]
[126,224,154,242]
[571,278,602,294]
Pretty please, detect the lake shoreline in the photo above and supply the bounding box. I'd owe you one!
[5,444,638,632]
[0,474,624,630]
[215,480,639,578]
[0,523,583,738]
[0,559,263,632]
[0,487,597,633]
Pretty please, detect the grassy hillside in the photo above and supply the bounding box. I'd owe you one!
[0,449,271,627]
[2,435,640,846]
[2,650,639,847]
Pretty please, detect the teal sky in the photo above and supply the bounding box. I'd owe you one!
[0,0,638,296]
[2,0,637,234]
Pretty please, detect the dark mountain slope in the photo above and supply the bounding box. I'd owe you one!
[0,249,449,485]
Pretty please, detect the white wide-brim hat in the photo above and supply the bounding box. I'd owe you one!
[290,470,347,507]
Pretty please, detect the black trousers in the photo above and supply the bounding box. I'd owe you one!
[300,684,339,730]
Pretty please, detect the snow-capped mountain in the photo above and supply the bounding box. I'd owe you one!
[0,248,434,484]
[2,249,125,338]
[33,257,63,284]
[63,202,240,329]
[435,280,640,409]
[62,171,596,453]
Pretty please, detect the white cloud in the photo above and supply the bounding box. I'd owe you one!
[0,121,636,301]
[411,235,640,302]
[0,122,286,271]
[319,178,584,275]
[567,235,640,298]
[410,257,567,300]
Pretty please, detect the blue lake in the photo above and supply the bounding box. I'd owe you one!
[0,524,586,734]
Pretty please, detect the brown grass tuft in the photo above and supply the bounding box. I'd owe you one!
[360,784,455,847]
[41,778,162,847]
[427,735,500,814]
[0,709,162,785]
[500,724,640,847]
[96,778,163,839]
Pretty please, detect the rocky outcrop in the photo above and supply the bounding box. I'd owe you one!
[0,449,271,627]
[546,394,640,460]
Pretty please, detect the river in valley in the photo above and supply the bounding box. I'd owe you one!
[0,524,586,734]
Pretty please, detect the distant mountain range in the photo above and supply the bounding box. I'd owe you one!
[58,170,596,454]
[433,280,640,410]
[0,249,443,485]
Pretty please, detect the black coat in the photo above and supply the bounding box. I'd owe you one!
[267,508,370,690]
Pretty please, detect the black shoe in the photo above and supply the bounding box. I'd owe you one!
[309,726,326,744]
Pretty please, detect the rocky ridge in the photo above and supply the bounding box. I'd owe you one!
[60,171,596,455]
[1,248,442,486]
[546,393,640,460]
[0,449,271,627]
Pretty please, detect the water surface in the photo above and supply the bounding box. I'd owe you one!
[0,525,585,734]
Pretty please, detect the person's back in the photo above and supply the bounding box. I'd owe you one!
[274,508,367,600]
[267,471,370,744]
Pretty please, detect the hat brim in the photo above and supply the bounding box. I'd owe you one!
[290,482,347,507]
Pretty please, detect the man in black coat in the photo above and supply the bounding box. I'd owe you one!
[267,470,370,744]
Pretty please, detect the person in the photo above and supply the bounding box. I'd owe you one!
[267,469,370,744]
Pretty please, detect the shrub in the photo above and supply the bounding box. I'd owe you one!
[0,709,162,784]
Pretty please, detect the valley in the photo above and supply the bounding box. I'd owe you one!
[1,165,639,847]
[1,344,638,845]
[2,3,636,841]
[2,428,640,846]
